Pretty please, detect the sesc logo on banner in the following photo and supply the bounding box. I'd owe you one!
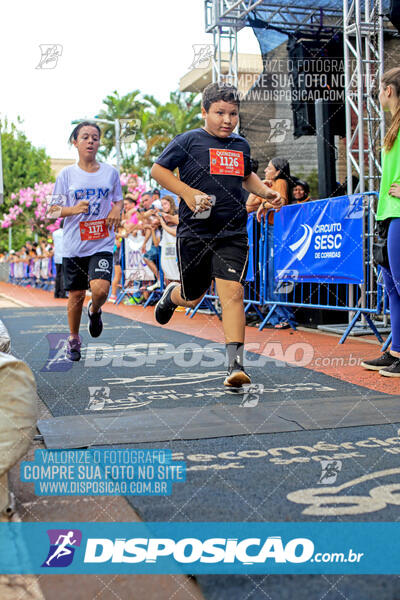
[274,195,364,284]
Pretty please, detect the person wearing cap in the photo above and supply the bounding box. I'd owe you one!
[292,179,311,204]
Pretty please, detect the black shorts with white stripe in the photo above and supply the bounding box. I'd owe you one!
[176,234,248,301]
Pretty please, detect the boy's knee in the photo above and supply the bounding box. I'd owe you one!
[222,286,244,303]
[92,290,108,304]
[69,290,86,302]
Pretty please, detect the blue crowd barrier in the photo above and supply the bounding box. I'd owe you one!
[7,196,391,348]
[116,237,163,306]
[260,193,386,343]
[9,258,56,290]
[182,193,390,345]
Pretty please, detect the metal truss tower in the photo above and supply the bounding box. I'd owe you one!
[343,0,385,195]
[205,0,385,194]
[204,0,344,84]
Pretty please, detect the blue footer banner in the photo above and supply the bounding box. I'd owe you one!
[274,194,364,284]
[1,522,400,574]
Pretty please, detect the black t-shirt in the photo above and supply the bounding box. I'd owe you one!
[155,128,251,239]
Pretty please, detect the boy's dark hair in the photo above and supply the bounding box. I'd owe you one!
[69,121,101,144]
[202,83,240,112]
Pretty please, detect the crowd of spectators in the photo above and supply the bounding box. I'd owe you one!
[109,188,179,304]
[1,169,313,313]
[0,239,54,263]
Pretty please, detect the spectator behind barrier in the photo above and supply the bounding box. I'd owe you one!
[246,157,292,219]
[247,157,296,329]
[148,195,179,288]
[292,179,311,203]
[119,194,163,304]
[108,227,124,303]
[52,223,66,299]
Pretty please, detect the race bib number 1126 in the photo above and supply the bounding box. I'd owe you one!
[209,148,244,177]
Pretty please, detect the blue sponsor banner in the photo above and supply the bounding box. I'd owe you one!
[274,195,364,284]
[2,522,400,574]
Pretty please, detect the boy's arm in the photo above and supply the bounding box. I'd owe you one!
[150,163,211,213]
[58,202,89,217]
[246,194,262,214]
[243,172,282,208]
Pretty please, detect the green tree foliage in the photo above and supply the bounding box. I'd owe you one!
[0,119,53,251]
[97,90,202,178]
[1,118,53,210]
[96,90,146,165]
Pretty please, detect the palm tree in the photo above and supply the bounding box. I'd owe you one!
[96,90,202,178]
[139,91,202,175]
[96,90,146,164]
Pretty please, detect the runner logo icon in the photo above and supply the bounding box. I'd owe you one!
[289,224,313,261]
[42,529,82,567]
[41,333,73,372]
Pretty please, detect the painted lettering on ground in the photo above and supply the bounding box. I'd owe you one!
[103,372,225,387]
[170,430,400,476]
[287,467,400,516]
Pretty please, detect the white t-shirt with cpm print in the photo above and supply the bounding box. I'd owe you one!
[52,162,123,258]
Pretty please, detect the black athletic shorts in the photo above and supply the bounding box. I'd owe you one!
[177,235,249,301]
[63,252,113,291]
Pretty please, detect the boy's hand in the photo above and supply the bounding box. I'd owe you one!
[183,188,212,213]
[268,190,283,209]
[73,200,89,215]
[389,183,400,198]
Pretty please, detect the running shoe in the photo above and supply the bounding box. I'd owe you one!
[66,337,81,362]
[87,300,103,338]
[147,280,161,292]
[224,360,251,388]
[379,358,400,377]
[154,282,178,325]
[360,352,397,371]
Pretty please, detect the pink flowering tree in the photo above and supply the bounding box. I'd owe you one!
[0,174,146,237]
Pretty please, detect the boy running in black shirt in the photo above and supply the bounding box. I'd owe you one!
[151,83,282,387]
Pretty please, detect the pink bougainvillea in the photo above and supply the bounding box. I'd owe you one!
[0,173,146,233]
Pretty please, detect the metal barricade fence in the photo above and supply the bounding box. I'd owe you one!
[6,198,391,349]
[183,193,390,345]
[116,237,162,306]
[260,192,386,343]
[8,258,56,289]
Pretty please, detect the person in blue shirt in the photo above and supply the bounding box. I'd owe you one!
[151,83,282,388]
